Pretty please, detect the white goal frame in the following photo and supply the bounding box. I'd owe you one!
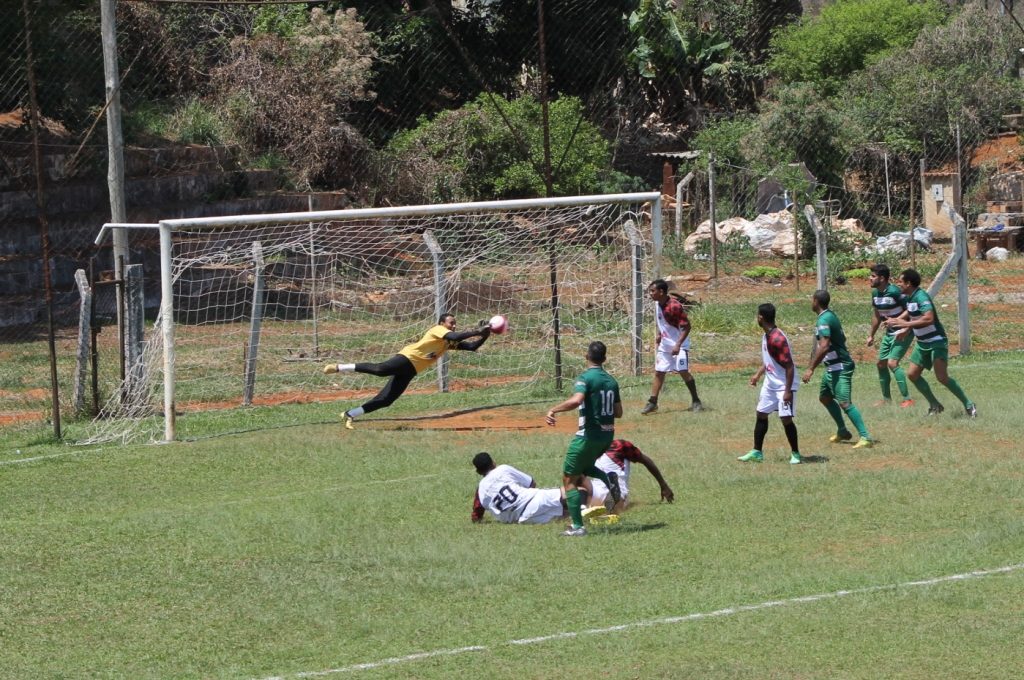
[96,192,663,442]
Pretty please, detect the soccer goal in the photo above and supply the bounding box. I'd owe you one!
[89,192,662,443]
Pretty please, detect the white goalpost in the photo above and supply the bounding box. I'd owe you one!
[90,192,662,443]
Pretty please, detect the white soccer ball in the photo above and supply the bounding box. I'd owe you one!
[488,314,508,334]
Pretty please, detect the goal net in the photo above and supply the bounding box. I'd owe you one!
[83,193,662,444]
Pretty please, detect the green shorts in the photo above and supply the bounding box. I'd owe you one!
[878,332,912,362]
[562,434,613,476]
[910,341,948,370]
[819,366,854,403]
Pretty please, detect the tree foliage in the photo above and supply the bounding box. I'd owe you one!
[769,0,947,96]
[385,94,633,203]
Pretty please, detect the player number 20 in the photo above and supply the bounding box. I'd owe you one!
[493,485,519,511]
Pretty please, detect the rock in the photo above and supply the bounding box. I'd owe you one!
[986,247,1010,262]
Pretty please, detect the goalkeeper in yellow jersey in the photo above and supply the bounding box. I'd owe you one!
[323,313,491,429]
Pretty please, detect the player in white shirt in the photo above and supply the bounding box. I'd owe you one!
[587,439,674,513]
[642,279,703,414]
[470,452,569,525]
[738,303,802,464]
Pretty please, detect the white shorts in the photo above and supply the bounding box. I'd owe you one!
[757,386,796,417]
[655,348,690,373]
[517,488,564,524]
[589,476,630,506]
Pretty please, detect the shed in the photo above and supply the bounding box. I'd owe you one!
[648,150,701,200]
[921,169,959,239]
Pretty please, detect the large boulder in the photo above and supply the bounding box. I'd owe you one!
[684,210,796,255]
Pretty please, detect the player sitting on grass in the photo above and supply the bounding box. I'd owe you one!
[470,452,587,525]
[885,268,977,418]
[324,313,491,430]
[587,439,674,512]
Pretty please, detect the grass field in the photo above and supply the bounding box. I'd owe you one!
[3,346,1024,678]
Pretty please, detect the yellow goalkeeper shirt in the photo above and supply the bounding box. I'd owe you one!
[398,324,459,373]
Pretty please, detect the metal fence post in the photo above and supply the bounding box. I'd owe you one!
[423,231,449,392]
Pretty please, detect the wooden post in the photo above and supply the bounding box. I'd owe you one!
[124,264,146,407]
[243,242,265,406]
[708,152,718,279]
[73,270,93,415]
[423,231,449,393]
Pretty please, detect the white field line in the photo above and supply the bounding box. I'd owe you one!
[257,562,1024,679]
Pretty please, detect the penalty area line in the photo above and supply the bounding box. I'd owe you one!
[256,562,1024,678]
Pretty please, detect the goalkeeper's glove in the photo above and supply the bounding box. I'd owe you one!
[323,364,341,374]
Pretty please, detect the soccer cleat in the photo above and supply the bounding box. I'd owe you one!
[926,404,945,416]
[899,398,915,408]
[589,513,620,526]
[966,404,978,419]
[581,505,608,521]
[606,472,622,505]
[737,449,763,463]
[640,401,658,415]
[690,401,704,413]
[789,452,803,465]
[561,525,587,537]
[851,438,873,449]
[829,431,853,443]
[344,415,355,430]
[323,363,341,374]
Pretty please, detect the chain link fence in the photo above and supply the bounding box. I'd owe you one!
[2,0,1022,445]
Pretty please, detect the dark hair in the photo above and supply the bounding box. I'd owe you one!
[813,289,830,308]
[757,302,776,325]
[439,312,455,324]
[648,279,668,294]
[900,268,921,287]
[869,263,890,279]
[472,452,494,474]
[586,340,608,364]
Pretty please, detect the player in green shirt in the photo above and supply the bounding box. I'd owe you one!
[885,268,977,418]
[802,290,872,448]
[866,264,914,407]
[545,341,623,536]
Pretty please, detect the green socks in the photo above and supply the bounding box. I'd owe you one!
[877,365,892,400]
[824,400,847,433]
[842,404,870,439]
[566,488,583,528]
[911,376,941,408]
[892,366,910,399]
[945,377,972,408]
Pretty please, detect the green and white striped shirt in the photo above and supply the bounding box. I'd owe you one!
[872,283,906,336]
[905,288,946,346]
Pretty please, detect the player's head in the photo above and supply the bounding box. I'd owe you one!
[757,302,776,327]
[648,279,669,301]
[812,289,830,312]
[472,452,495,475]
[869,263,890,290]
[586,341,608,365]
[439,312,456,330]
[899,268,921,289]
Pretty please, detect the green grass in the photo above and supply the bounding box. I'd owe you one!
[3,352,1023,677]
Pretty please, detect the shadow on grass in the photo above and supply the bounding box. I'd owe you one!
[590,521,667,535]
[799,454,829,464]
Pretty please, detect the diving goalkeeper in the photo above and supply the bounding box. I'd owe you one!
[323,313,491,429]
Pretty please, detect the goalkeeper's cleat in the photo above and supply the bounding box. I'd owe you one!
[899,398,915,408]
[851,438,873,450]
[606,471,622,505]
[640,401,658,415]
[323,363,341,375]
[737,449,763,463]
[789,452,803,465]
[581,505,607,522]
[965,404,978,419]
[561,525,587,537]
[926,404,945,416]
[829,431,853,443]
[343,415,355,430]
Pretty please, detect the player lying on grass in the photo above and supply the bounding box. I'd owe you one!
[470,452,585,525]
[323,312,491,430]
[587,439,674,512]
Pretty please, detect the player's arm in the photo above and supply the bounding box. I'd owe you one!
[749,364,765,386]
[867,308,882,346]
[802,335,829,383]
[891,307,935,330]
[471,491,486,523]
[546,392,585,425]
[636,453,674,502]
